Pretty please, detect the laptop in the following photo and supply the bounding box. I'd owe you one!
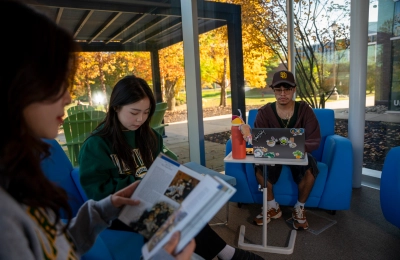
[250,128,306,159]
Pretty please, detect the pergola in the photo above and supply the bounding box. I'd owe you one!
[31,0,245,112]
[31,0,370,189]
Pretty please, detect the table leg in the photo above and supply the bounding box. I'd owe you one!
[237,165,296,254]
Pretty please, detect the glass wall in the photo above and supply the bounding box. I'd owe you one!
[364,0,400,172]
[233,0,399,172]
[391,38,400,110]
[41,0,398,172]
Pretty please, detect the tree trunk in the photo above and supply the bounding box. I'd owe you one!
[319,93,326,108]
[85,77,92,106]
[165,78,177,111]
[220,85,226,107]
[167,97,176,111]
[98,56,108,111]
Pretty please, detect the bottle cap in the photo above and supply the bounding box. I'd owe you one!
[231,109,244,126]
[231,117,244,126]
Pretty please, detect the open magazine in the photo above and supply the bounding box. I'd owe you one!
[118,154,236,260]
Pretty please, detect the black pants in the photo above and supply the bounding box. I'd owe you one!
[109,219,226,259]
[255,153,319,185]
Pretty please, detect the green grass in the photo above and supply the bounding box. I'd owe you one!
[201,90,226,99]
[243,88,265,97]
[191,88,305,108]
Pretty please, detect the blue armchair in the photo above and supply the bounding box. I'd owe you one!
[41,139,144,260]
[380,146,400,228]
[224,108,353,212]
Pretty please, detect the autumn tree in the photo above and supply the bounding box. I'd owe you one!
[199,24,274,106]
[100,51,152,98]
[75,52,99,106]
[92,52,116,110]
[111,52,152,84]
[159,43,185,110]
[232,0,351,108]
[199,27,230,106]
[203,1,276,106]
[238,1,277,89]
[74,51,154,107]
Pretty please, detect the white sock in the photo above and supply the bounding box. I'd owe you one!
[294,201,305,208]
[267,199,277,209]
[217,245,235,260]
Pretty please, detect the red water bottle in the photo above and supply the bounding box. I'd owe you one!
[231,125,246,159]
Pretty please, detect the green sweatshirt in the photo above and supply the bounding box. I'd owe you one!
[78,129,163,201]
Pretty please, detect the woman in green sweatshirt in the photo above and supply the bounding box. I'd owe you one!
[78,75,263,260]
[79,76,163,200]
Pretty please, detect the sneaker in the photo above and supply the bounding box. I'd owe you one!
[253,204,282,226]
[231,248,264,260]
[292,205,309,230]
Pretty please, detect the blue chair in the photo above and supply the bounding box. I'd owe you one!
[380,146,400,228]
[224,108,353,212]
[41,139,144,260]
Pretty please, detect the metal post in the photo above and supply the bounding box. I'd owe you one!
[287,0,296,101]
[180,0,206,165]
[349,0,369,188]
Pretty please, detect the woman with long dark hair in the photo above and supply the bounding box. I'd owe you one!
[79,75,264,260]
[0,1,194,259]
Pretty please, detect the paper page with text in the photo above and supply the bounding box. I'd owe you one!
[175,175,236,247]
[142,174,233,259]
[118,154,205,238]
[117,154,236,260]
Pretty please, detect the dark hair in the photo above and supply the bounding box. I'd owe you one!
[94,75,158,170]
[0,0,79,224]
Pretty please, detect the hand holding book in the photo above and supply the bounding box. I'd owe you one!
[118,154,236,260]
[162,231,196,260]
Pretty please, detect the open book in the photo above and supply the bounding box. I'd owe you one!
[118,154,236,260]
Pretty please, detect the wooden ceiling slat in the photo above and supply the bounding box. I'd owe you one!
[30,0,233,51]
[56,7,63,25]
[73,10,94,39]
[89,12,122,43]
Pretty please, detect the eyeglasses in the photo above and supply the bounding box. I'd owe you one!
[273,88,293,94]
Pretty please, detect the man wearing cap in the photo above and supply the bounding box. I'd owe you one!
[253,70,321,230]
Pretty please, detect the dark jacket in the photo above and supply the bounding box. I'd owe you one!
[254,101,321,153]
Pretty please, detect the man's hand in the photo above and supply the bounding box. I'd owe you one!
[240,124,252,145]
[111,181,141,208]
[163,231,195,260]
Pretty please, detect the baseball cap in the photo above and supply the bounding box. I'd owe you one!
[270,70,296,88]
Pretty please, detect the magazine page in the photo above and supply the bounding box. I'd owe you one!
[118,154,205,239]
[141,174,235,260]
[174,175,236,249]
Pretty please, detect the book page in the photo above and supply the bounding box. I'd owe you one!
[142,174,235,260]
[173,175,236,252]
[118,154,204,239]
[118,154,236,260]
